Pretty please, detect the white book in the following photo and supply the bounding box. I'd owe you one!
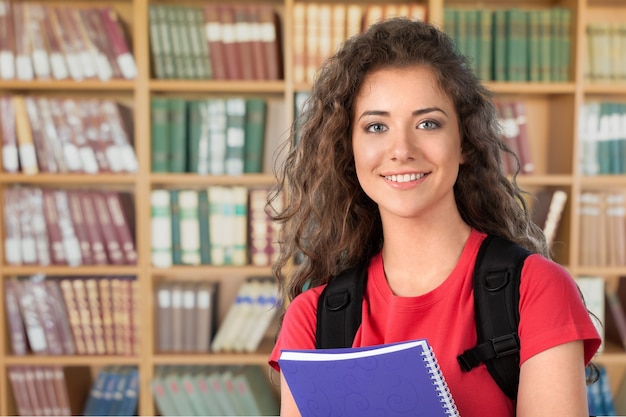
[151,189,172,268]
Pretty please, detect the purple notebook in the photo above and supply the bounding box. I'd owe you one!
[279,339,459,417]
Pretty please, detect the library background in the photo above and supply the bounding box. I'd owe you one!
[0,0,625,415]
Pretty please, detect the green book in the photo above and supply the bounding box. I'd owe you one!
[527,10,541,82]
[464,10,479,77]
[178,190,201,265]
[477,9,493,81]
[150,97,170,172]
[538,9,552,81]
[492,9,507,81]
[557,7,572,82]
[168,98,187,173]
[225,97,246,176]
[232,366,280,416]
[207,98,227,175]
[244,98,267,173]
[506,8,528,82]
[150,189,172,268]
[197,189,211,265]
[163,367,195,416]
[170,190,182,265]
[151,367,181,416]
[186,100,203,173]
[148,5,166,79]
[178,368,207,416]
[155,5,176,79]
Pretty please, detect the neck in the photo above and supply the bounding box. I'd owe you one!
[380,215,471,297]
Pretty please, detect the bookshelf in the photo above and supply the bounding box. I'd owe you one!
[0,0,626,415]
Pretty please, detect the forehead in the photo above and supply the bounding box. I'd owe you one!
[355,65,453,108]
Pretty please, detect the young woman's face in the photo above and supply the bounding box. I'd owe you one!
[352,65,464,222]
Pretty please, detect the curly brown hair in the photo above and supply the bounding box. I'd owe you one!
[270,17,547,304]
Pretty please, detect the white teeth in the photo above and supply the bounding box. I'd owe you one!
[385,173,425,182]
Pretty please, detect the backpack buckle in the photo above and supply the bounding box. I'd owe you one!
[491,333,520,358]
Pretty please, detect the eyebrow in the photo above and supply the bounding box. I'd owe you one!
[357,107,448,120]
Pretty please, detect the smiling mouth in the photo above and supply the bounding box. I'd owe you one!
[384,173,428,183]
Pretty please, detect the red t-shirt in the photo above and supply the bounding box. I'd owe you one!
[269,229,601,417]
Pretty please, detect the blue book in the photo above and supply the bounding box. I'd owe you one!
[117,368,139,416]
[279,339,459,417]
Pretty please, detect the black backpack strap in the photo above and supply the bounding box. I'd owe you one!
[315,263,368,349]
[457,234,531,400]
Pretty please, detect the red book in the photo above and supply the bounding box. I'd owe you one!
[104,191,137,265]
[8,366,34,416]
[90,191,125,265]
[258,4,282,80]
[247,5,268,80]
[67,190,94,264]
[98,7,137,79]
[41,189,66,265]
[4,280,28,355]
[233,4,254,80]
[41,5,68,80]
[1,95,19,172]
[203,4,227,80]
[51,367,71,416]
[33,366,55,416]
[495,100,521,175]
[80,7,121,79]
[218,4,242,80]
[78,190,108,265]
[45,280,75,355]
[4,187,23,265]
[0,0,16,80]
[24,96,57,173]
[31,279,65,355]
[23,367,44,415]
[58,279,87,355]
[511,100,534,174]
[80,99,112,173]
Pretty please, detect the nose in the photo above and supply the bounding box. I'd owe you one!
[389,127,416,162]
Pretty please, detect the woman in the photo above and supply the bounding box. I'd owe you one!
[268,18,600,416]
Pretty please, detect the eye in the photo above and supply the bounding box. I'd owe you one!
[418,120,440,130]
[365,123,388,133]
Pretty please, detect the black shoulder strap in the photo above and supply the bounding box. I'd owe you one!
[457,234,531,400]
[315,263,368,349]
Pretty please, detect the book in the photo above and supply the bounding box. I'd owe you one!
[604,276,626,350]
[279,339,459,417]
[532,189,568,248]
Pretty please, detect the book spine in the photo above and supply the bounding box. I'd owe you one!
[0,1,16,80]
[178,190,201,265]
[13,95,38,174]
[151,189,173,267]
[4,280,28,355]
[104,191,137,265]
[98,7,137,79]
[224,98,246,176]
[59,279,87,355]
[91,191,125,265]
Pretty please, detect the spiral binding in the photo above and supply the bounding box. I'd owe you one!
[421,346,461,417]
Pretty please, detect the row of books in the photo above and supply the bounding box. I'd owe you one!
[150,97,267,175]
[149,4,281,81]
[151,186,282,268]
[444,7,571,82]
[585,22,626,83]
[579,101,626,176]
[292,3,427,84]
[578,191,626,267]
[4,187,136,266]
[151,365,279,416]
[155,280,218,353]
[495,99,534,175]
[8,366,76,416]
[0,2,136,81]
[210,277,279,353]
[1,95,137,174]
[83,366,139,416]
[5,276,139,356]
